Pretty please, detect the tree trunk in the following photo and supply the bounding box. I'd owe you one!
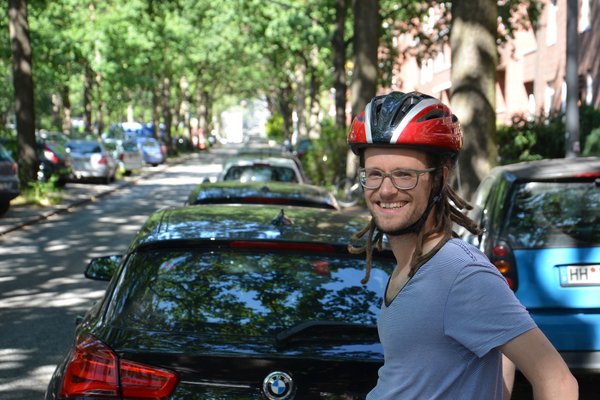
[83,64,94,134]
[295,62,307,143]
[152,84,161,140]
[450,0,498,199]
[162,77,173,154]
[8,0,38,185]
[61,85,72,134]
[350,0,380,117]
[333,0,348,130]
[347,0,380,178]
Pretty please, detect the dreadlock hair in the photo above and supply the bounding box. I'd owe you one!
[348,151,482,284]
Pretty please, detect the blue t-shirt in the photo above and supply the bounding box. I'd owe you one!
[367,239,536,400]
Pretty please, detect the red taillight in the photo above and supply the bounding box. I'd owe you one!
[60,334,178,399]
[44,146,60,164]
[11,162,17,174]
[119,153,125,161]
[120,359,178,398]
[60,335,119,397]
[97,156,107,165]
[490,242,518,291]
[575,172,600,178]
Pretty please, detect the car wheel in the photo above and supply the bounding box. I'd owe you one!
[0,201,10,216]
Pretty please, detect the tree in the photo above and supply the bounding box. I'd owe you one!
[450,0,498,197]
[8,0,38,185]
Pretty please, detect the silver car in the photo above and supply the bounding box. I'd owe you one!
[67,139,117,184]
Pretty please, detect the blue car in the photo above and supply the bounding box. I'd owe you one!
[137,137,166,166]
[462,157,600,371]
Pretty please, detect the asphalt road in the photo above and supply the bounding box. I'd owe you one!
[0,149,226,399]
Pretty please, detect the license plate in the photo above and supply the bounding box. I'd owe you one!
[559,265,600,287]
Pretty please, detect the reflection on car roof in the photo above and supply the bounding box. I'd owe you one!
[130,204,371,250]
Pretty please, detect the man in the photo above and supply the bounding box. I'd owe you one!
[347,91,577,399]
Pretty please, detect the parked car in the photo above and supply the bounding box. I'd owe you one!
[186,181,340,210]
[461,157,600,371]
[137,137,166,166]
[104,138,144,176]
[218,154,309,184]
[0,143,19,216]
[45,204,395,399]
[37,132,72,186]
[66,138,117,184]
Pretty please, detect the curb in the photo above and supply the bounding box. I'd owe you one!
[0,153,197,238]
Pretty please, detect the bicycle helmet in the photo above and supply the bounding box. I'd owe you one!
[348,91,462,155]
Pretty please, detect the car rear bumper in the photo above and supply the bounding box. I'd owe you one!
[531,311,600,370]
[559,351,600,371]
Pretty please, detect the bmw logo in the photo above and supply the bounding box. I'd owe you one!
[262,371,295,399]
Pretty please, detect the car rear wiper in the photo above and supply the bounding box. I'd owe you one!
[275,320,378,348]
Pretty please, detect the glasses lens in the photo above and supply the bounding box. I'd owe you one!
[391,170,418,189]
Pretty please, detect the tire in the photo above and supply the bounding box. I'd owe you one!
[0,201,10,217]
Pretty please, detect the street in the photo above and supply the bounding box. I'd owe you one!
[0,149,225,399]
[1,146,599,399]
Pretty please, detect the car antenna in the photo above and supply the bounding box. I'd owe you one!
[271,209,293,226]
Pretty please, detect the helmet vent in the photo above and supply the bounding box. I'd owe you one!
[418,109,445,122]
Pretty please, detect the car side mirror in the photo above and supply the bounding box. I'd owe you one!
[84,255,122,281]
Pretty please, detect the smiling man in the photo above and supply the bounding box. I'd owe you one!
[347,91,577,400]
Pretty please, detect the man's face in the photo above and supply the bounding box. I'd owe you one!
[362,147,434,235]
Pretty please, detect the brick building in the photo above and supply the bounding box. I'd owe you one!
[391,0,598,126]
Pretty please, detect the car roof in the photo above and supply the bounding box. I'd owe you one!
[491,157,600,181]
[223,154,300,167]
[187,181,339,209]
[129,204,370,250]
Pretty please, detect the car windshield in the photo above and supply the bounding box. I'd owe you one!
[506,180,600,248]
[122,141,138,151]
[224,166,298,183]
[68,142,102,154]
[107,248,393,336]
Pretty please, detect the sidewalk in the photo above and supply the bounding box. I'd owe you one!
[0,153,195,237]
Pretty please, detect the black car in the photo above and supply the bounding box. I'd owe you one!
[45,204,395,399]
[0,142,20,216]
[186,181,340,210]
[461,157,600,371]
[37,137,73,185]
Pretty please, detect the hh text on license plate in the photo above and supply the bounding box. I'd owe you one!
[559,265,600,287]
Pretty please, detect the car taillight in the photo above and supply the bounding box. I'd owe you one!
[119,153,125,161]
[60,334,178,399]
[490,241,518,291]
[44,146,59,164]
[11,162,17,174]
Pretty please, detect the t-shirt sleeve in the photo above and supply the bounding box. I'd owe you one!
[443,263,537,358]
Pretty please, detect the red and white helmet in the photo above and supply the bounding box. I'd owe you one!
[347,91,462,155]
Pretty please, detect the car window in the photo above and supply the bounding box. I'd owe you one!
[68,142,102,154]
[122,142,138,151]
[224,166,299,183]
[505,180,600,248]
[107,249,393,335]
[0,144,13,161]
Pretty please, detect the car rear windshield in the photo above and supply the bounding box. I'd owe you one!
[506,180,600,248]
[68,142,102,154]
[106,249,393,335]
[224,166,298,183]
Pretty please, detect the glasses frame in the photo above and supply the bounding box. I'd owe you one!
[358,167,437,191]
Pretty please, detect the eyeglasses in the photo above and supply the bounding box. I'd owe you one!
[358,167,436,191]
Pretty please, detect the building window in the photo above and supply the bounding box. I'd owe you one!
[544,83,555,116]
[546,0,558,46]
[524,81,535,120]
[586,72,593,105]
[580,0,591,32]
